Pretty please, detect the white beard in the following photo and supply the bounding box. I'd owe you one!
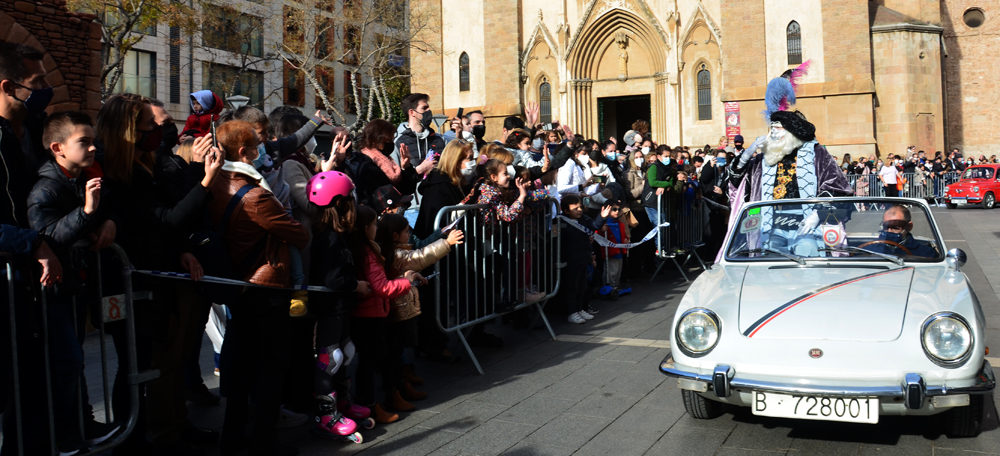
[763,134,804,167]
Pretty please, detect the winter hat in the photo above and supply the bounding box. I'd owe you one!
[734,134,744,143]
[770,110,816,142]
[623,130,639,146]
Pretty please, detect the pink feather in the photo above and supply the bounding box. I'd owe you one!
[788,59,812,91]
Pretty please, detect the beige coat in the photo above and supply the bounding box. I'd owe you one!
[389,238,451,322]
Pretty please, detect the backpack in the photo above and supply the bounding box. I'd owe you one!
[188,184,266,304]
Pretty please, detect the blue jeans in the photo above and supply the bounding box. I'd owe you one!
[289,245,304,285]
[645,207,659,225]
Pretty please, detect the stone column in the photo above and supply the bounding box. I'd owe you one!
[654,72,669,144]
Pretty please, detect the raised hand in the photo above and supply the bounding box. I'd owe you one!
[399,143,411,168]
[446,229,465,246]
[600,204,612,218]
[201,147,223,188]
[84,178,101,215]
[192,134,212,163]
[334,132,352,159]
[525,101,540,128]
[314,110,333,126]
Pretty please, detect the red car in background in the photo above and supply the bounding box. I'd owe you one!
[945,164,1000,209]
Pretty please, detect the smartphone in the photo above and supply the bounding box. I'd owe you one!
[210,120,218,150]
[456,107,464,119]
[542,123,553,131]
[592,175,606,184]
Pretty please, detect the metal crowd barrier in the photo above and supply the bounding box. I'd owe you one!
[650,193,707,282]
[432,199,560,375]
[845,172,961,203]
[3,242,156,456]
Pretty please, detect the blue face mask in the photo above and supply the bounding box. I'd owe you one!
[253,145,274,171]
[606,151,618,161]
[878,230,906,245]
[660,157,671,166]
[716,157,727,167]
[12,83,53,116]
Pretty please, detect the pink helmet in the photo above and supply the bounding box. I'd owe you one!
[307,171,355,207]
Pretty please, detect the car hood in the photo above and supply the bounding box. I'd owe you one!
[738,266,914,341]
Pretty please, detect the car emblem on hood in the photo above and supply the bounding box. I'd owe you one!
[809,348,823,359]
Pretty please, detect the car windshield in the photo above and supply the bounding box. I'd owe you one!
[961,167,993,180]
[726,199,943,263]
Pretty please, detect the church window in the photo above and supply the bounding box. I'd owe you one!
[787,21,802,65]
[539,80,552,124]
[697,65,711,121]
[964,9,985,28]
[459,52,470,92]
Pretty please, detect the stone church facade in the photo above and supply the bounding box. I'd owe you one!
[409,0,998,159]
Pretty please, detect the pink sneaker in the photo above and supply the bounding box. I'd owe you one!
[338,399,375,430]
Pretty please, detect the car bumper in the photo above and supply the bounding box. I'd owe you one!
[659,353,995,410]
[946,195,983,203]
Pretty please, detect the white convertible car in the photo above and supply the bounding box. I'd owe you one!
[659,197,996,436]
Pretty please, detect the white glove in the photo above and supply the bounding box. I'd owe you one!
[739,136,767,167]
[796,210,820,237]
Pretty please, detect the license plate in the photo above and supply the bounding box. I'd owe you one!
[951,198,967,205]
[751,391,878,424]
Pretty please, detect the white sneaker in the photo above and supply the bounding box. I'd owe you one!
[567,312,586,324]
[276,406,309,429]
[577,310,594,320]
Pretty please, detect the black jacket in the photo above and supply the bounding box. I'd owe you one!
[310,228,359,316]
[414,169,469,239]
[699,164,729,206]
[26,160,115,252]
[561,214,607,267]
[337,151,417,208]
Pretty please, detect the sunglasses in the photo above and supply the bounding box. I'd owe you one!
[881,220,909,231]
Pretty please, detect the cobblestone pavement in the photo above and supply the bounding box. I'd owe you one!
[81,206,1000,455]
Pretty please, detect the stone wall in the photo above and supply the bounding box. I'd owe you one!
[872,29,944,158]
[941,0,1000,156]
[409,0,445,113]
[720,0,767,90]
[0,0,102,118]
[821,0,873,83]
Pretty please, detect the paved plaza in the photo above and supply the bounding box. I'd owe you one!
[81,206,1000,455]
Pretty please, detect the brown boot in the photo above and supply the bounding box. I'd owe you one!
[402,364,424,386]
[401,381,428,401]
[389,390,415,411]
[372,403,398,424]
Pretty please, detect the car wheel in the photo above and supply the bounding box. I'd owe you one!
[947,203,957,209]
[982,192,995,209]
[943,394,985,437]
[682,389,725,419]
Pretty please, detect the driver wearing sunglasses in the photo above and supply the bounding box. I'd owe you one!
[865,205,937,258]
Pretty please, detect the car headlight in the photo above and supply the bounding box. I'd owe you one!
[921,312,973,367]
[973,186,980,194]
[675,308,721,357]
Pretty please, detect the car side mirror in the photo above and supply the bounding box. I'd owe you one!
[946,248,967,270]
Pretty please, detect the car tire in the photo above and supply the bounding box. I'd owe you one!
[682,390,725,419]
[981,192,995,209]
[943,394,985,437]
[946,203,957,209]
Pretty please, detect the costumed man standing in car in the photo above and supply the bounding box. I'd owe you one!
[723,63,853,258]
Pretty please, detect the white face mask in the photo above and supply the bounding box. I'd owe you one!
[461,160,476,182]
[641,146,650,155]
[507,165,516,177]
[634,158,643,167]
[532,138,544,149]
[304,136,318,155]
[577,156,590,167]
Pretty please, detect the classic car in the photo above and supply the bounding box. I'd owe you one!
[659,197,995,436]
[945,164,1000,209]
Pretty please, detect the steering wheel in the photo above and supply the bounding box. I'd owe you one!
[857,240,911,255]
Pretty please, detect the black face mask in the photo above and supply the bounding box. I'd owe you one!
[472,124,485,139]
[419,110,433,130]
[161,122,179,152]
[380,141,394,156]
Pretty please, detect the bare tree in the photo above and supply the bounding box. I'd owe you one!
[193,0,282,108]
[280,0,436,132]
[68,0,195,100]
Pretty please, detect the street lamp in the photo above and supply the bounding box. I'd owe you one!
[228,95,250,110]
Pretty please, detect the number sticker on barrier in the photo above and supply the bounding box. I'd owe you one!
[102,294,127,323]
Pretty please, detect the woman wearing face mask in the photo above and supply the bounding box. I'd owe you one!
[557,145,595,199]
[622,149,648,207]
[413,139,500,356]
[357,119,422,193]
[97,93,224,453]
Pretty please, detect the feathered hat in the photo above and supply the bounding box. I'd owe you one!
[761,60,812,121]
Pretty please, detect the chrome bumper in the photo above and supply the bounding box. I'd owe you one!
[659,354,996,410]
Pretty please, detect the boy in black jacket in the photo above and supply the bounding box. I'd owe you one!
[561,194,610,324]
[27,111,120,453]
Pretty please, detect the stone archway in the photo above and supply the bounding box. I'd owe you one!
[567,8,669,140]
[0,7,101,116]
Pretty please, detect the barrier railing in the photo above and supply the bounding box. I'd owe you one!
[650,193,707,282]
[845,171,961,202]
[432,199,560,375]
[3,242,157,456]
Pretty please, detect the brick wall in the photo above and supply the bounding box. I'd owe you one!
[821,0,872,82]
[941,0,1000,155]
[0,0,102,118]
[482,0,522,130]
[877,0,942,24]
[872,30,944,157]
[720,0,767,90]
[409,0,444,111]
